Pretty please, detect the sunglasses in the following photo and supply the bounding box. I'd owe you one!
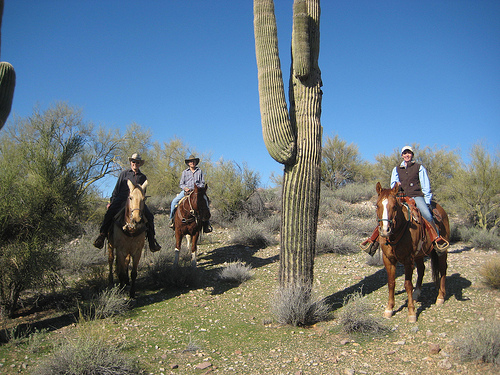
[131,160,141,164]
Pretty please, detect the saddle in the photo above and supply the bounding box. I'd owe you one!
[397,195,447,255]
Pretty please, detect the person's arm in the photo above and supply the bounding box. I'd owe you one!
[419,165,433,204]
[110,171,125,204]
[179,170,188,190]
[197,169,206,188]
[390,167,399,188]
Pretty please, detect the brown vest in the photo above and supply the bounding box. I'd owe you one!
[397,162,424,198]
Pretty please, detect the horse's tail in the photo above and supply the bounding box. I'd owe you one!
[430,249,440,287]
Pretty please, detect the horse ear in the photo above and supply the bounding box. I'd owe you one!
[205,183,208,191]
[141,180,148,192]
[391,184,399,195]
[127,179,135,191]
[376,182,382,195]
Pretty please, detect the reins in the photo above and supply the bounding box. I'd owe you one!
[178,191,200,225]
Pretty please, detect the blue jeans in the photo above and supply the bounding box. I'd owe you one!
[170,191,186,219]
[413,196,434,225]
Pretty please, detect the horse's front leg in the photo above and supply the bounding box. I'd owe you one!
[107,242,114,286]
[129,250,143,299]
[382,254,396,318]
[404,262,417,323]
[173,231,182,268]
[435,251,448,305]
[187,233,197,268]
[116,252,130,288]
[413,257,425,302]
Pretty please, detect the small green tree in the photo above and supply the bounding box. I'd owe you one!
[322,134,364,189]
[444,143,500,229]
[0,103,121,316]
[207,158,260,219]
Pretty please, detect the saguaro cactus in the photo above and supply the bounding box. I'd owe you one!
[254,0,322,288]
[0,0,16,130]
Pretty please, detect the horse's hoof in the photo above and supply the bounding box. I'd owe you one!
[384,310,393,319]
[408,315,417,323]
[436,298,445,306]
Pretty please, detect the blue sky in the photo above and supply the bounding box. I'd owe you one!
[2,1,499,192]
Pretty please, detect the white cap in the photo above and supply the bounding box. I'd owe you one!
[401,145,414,154]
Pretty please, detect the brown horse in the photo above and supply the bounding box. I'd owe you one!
[173,184,210,268]
[375,182,449,322]
[108,179,148,298]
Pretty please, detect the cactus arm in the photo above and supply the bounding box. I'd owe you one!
[254,0,296,165]
[0,0,15,130]
[292,0,310,80]
[0,61,15,129]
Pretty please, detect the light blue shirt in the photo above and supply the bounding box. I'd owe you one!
[179,167,205,190]
[390,162,433,204]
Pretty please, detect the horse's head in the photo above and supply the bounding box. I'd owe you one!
[193,184,211,221]
[375,182,400,238]
[125,179,148,232]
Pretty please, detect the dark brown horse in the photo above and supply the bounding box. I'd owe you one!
[108,180,148,298]
[173,184,210,268]
[375,182,449,322]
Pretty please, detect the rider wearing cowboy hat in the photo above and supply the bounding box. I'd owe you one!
[169,155,212,233]
[93,153,161,252]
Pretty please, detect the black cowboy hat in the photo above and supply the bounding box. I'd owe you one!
[185,155,200,166]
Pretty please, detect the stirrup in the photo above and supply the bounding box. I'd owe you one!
[434,237,449,253]
[359,239,371,251]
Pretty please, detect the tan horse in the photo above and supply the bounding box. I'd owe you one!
[375,182,449,322]
[108,179,148,298]
[173,184,210,268]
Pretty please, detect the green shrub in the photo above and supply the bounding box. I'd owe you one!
[33,333,141,375]
[337,291,390,334]
[316,230,359,255]
[453,320,500,365]
[332,182,376,203]
[218,261,254,283]
[93,286,131,319]
[459,227,500,250]
[480,256,500,289]
[271,284,330,327]
[230,214,278,248]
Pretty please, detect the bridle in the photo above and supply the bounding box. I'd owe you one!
[378,196,410,246]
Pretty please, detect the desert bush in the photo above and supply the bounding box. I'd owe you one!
[0,240,62,318]
[218,261,254,283]
[33,332,141,375]
[337,291,390,334]
[453,320,500,365]
[316,230,359,255]
[332,182,376,203]
[205,159,260,220]
[262,214,280,234]
[230,214,278,248]
[271,284,330,326]
[480,256,500,289]
[458,227,500,250]
[93,286,131,319]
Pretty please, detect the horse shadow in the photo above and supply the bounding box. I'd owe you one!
[414,272,471,318]
[322,262,404,312]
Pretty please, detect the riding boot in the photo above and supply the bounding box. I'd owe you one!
[359,227,379,256]
[169,218,175,229]
[93,232,107,249]
[203,221,213,233]
[424,220,449,255]
[147,226,161,252]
